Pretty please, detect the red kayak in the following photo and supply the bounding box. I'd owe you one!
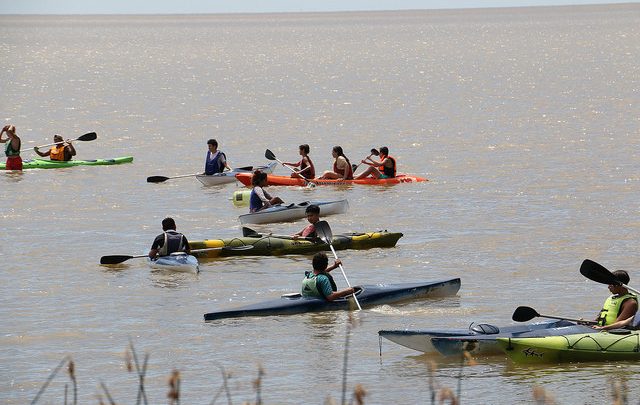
[235,173,428,186]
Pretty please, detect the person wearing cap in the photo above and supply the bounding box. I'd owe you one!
[592,270,638,330]
[34,134,77,161]
[204,138,231,175]
[1,125,22,170]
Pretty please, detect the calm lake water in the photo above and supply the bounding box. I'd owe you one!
[1,4,639,404]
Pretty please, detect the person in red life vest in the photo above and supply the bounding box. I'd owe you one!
[292,204,320,240]
[203,138,231,175]
[1,125,22,170]
[318,145,353,180]
[282,144,315,179]
[249,170,284,212]
[148,217,191,259]
[355,146,396,179]
[34,134,77,161]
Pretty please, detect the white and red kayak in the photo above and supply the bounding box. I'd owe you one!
[195,162,277,186]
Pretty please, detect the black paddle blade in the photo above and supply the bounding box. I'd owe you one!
[78,132,98,141]
[371,148,379,156]
[511,306,539,322]
[580,259,620,285]
[314,220,332,244]
[147,176,169,183]
[100,255,133,264]
[265,149,276,160]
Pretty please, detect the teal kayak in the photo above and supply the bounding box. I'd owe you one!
[0,156,133,170]
[497,330,640,363]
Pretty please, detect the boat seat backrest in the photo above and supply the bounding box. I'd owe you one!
[470,323,500,334]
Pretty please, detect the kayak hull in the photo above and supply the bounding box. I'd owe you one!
[497,330,640,363]
[235,173,427,186]
[147,254,199,273]
[204,279,461,320]
[190,231,402,258]
[378,321,593,356]
[238,199,349,225]
[1,156,133,170]
[195,162,277,186]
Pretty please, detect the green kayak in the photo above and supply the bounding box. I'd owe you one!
[190,231,403,258]
[497,330,640,363]
[0,156,133,170]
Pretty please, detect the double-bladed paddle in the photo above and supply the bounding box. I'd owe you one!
[315,220,362,310]
[579,259,640,294]
[100,245,254,264]
[21,132,97,152]
[351,148,379,174]
[511,306,596,325]
[147,166,256,183]
[264,149,316,187]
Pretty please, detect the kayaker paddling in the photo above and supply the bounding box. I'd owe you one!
[355,146,397,180]
[204,138,231,175]
[592,270,638,331]
[34,134,76,161]
[318,145,353,180]
[301,252,356,301]
[249,170,284,212]
[1,125,22,170]
[292,204,320,240]
[148,217,191,259]
[282,144,315,179]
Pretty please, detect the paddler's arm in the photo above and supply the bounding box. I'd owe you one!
[325,260,342,272]
[34,147,49,157]
[325,287,356,302]
[65,140,77,157]
[592,315,634,331]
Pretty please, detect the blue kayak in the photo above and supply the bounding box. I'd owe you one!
[379,320,594,356]
[204,278,461,321]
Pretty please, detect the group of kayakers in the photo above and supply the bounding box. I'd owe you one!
[1,124,79,171]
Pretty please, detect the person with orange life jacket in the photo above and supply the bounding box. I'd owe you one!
[1,125,23,170]
[355,146,396,179]
[318,145,353,180]
[34,134,77,161]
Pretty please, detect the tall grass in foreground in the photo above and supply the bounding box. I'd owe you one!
[28,325,632,404]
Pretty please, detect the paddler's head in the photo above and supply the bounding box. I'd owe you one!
[305,204,320,224]
[53,134,64,145]
[207,138,218,153]
[379,146,388,158]
[312,252,329,273]
[609,270,630,295]
[162,217,177,231]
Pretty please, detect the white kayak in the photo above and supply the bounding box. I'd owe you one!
[195,162,277,186]
[238,199,349,225]
[147,253,200,273]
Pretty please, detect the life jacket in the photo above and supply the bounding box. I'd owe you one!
[301,157,315,179]
[204,151,226,175]
[301,271,337,299]
[378,155,396,177]
[596,293,637,326]
[249,187,265,212]
[158,230,186,256]
[333,156,353,180]
[49,144,68,161]
[300,223,317,239]
[5,139,20,157]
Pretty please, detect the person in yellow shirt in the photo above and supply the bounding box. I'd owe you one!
[34,135,76,161]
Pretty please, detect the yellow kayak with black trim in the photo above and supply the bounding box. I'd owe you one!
[190,231,403,258]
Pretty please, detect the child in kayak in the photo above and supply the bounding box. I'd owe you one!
[301,252,355,301]
[282,144,315,179]
[592,270,638,330]
[148,217,191,259]
[34,134,77,161]
[292,204,320,240]
[249,170,284,212]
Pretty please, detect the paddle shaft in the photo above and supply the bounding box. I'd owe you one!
[21,132,96,152]
[537,313,596,325]
[100,246,251,264]
[147,173,201,183]
[327,243,362,310]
